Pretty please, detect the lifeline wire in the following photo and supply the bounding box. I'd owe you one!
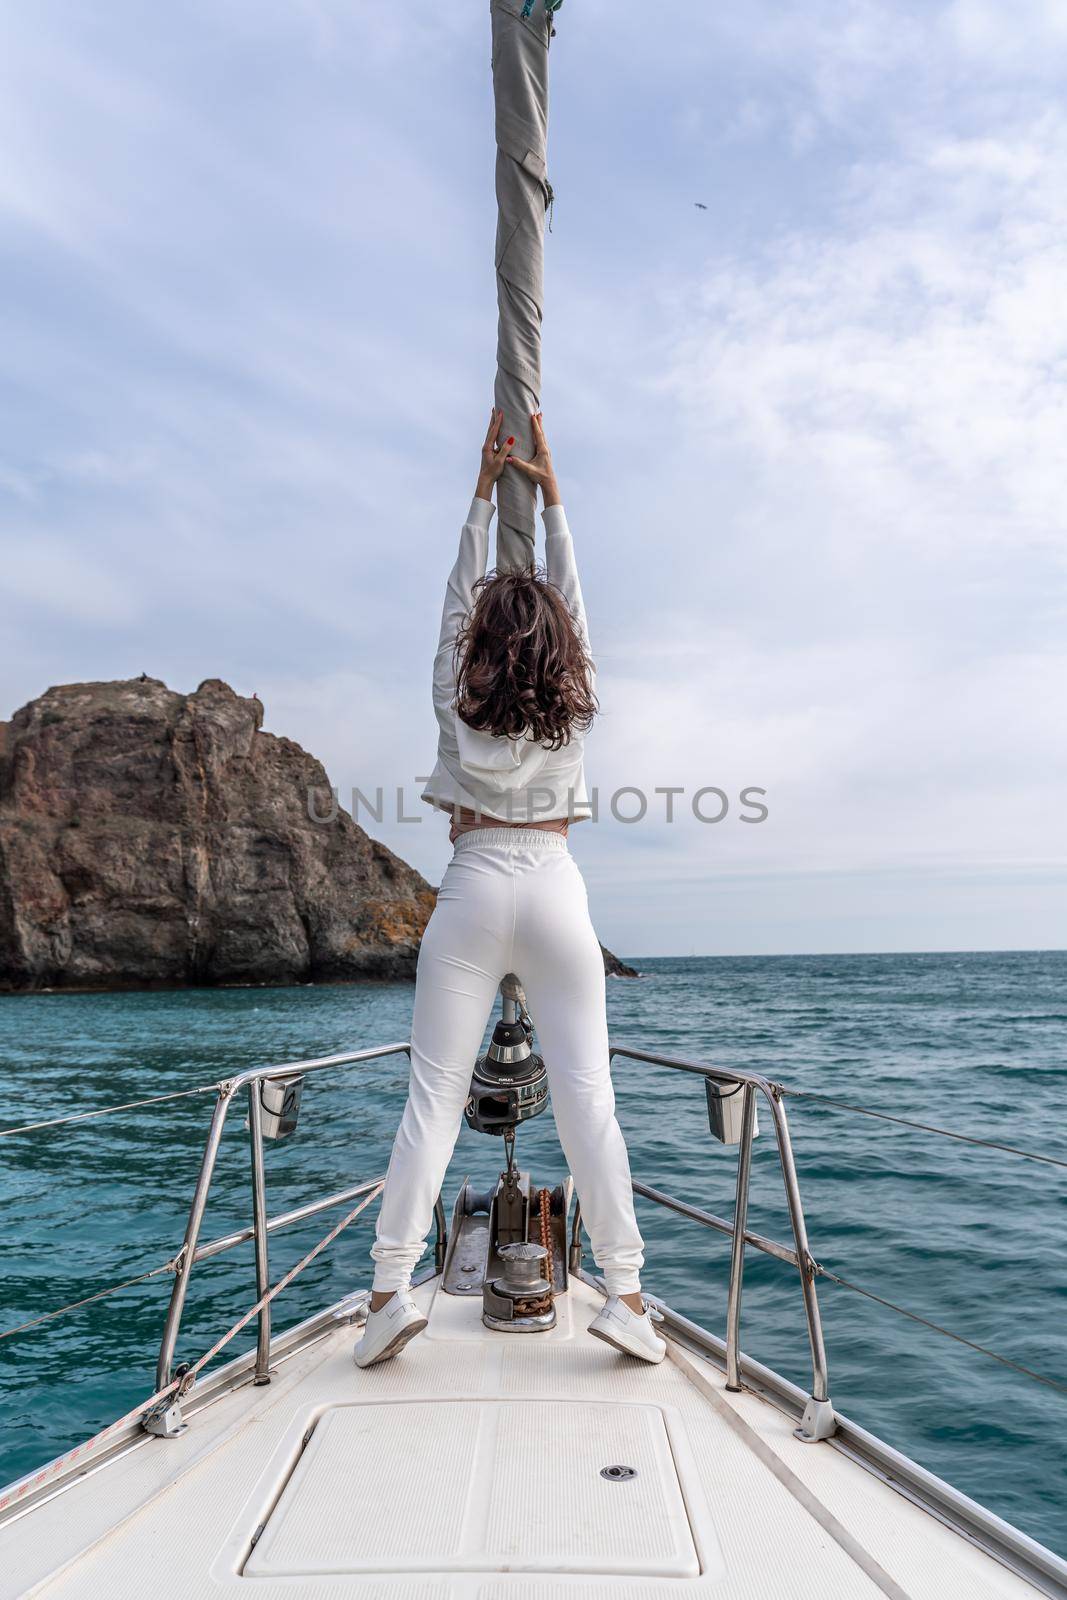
[0,1083,221,1140]
[0,1176,390,1344]
[0,1256,182,1343]
[0,1184,383,1517]
[817,1267,1067,1397]
[779,1088,1067,1171]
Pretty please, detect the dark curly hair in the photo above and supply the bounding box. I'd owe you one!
[453,567,597,750]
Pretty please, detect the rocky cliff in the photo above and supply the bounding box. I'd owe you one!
[0,678,636,991]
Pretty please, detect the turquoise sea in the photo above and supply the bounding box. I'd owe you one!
[1,951,1065,1556]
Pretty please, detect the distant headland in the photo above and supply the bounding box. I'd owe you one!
[0,677,636,992]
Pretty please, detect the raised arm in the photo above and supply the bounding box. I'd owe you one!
[507,411,591,655]
[431,410,513,721]
[542,503,590,657]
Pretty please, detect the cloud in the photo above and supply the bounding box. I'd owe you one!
[535,68,1067,945]
[1,0,1064,953]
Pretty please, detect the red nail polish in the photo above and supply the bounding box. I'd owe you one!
[506,437,515,446]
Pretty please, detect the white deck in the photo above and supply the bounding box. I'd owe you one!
[1,1276,1046,1600]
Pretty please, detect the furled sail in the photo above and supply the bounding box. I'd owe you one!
[490,0,559,573]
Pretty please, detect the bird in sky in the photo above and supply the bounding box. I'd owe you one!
[694,202,707,210]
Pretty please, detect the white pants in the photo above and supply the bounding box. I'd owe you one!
[371,828,645,1297]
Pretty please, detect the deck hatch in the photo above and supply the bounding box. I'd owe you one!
[243,1399,702,1578]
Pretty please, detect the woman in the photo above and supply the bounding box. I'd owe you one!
[355,409,663,1368]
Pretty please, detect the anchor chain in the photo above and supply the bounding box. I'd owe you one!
[531,1186,554,1288]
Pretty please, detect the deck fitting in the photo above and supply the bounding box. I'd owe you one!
[142,1399,187,1439]
[794,1395,836,1443]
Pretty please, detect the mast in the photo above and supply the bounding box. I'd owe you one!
[490,0,559,573]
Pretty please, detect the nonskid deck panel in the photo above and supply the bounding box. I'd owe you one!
[1,1277,1048,1600]
[242,1400,711,1579]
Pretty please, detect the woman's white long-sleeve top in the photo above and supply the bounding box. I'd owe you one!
[420,496,594,824]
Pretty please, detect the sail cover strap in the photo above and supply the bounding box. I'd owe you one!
[491,0,556,573]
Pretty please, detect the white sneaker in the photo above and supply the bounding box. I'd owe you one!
[353,1290,428,1368]
[588,1296,666,1364]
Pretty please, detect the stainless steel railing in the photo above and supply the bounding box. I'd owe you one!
[7,1036,1066,1593]
[151,1038,834,1441]
[608,1044,835,1443]
[153,1043,435,1401]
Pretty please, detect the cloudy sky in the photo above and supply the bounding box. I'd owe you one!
[2,0,1064,956]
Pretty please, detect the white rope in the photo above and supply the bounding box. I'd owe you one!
[0,1181,383,1517]
[173,1181,383,1395]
